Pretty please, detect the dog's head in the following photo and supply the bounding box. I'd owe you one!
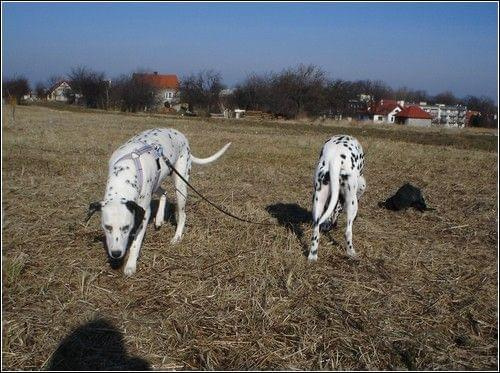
[86,200,145,260]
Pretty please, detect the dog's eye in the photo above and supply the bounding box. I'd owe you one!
[104,225,113,232]
[121,225,130,232]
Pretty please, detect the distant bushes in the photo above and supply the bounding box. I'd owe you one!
[2,76,30,104]
[109,74,159,113]
[179,70,224,115]
[4,63,497,128]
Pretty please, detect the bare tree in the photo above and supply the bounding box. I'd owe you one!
[179,70,225,115]
[229,73,273,112]
[109,73,159,112]
[461,95,498,128]
[433,91,458,105]
[2,76,30,104]
[68,66,108,108]
[35,82,47,100]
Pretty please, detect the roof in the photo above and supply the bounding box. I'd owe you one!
[368,99,401,115]
[395,105,432,119]
[133,73,179,89]
[48,80,71,94]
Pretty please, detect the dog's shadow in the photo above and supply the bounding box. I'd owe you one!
[266,203,312,256]
[46,318,151,370]
[149,198,177,227]
[266,202,340,257]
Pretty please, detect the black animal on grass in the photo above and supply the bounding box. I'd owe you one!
[379,183,434,212]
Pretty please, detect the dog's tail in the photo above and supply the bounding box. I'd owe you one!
[317,157,342,226]
[191,143,232,165]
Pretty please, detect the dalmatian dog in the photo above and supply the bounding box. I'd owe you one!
[308,135,366,261]
[86,128,231,276]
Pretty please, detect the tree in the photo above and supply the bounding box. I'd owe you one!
[68,66,108,108]
[461,95,498,128]
[179,70,225,115]
[109,73,159,113]
[2,76,30,104]
[229,73,273,112]
[35,82,47,100]
[269,64,329,118]
[433,91,458,105]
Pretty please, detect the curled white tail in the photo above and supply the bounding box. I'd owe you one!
[317,157,341,226]
[191,142,232,165]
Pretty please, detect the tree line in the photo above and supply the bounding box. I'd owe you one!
[2,64,497,127]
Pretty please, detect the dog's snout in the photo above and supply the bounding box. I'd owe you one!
[110,250,122,259]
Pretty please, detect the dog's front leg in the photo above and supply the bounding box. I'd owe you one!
[124,207,151,276]
[155,187,167,229]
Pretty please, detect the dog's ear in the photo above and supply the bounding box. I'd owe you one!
[85,201,102,223]
[125,201,145,230]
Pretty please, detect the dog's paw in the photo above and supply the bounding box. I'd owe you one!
[170,236,181,245]
[307,252,318,262]
[346,249,358,260]
[124,264,136,276]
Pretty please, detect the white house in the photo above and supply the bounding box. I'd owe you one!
[367,99,403,123]
[47,81,73,102]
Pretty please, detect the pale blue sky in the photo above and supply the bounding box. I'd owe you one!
[2,2,498,100]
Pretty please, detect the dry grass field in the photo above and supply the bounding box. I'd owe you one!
[2,104,498,370]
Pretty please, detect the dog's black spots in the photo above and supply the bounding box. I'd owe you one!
[352,200,354,205]
[322,160,325,167]
[340,174,349,181]
[321,172,330,185]
[340,154,346,159]
[343,143,349,147]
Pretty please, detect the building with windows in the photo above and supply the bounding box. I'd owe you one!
[367,99,403,124]
[419,102,467,128]
[133,72,179,108]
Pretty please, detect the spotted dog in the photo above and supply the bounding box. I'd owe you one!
[86,128,231,276]
[308,135,366,261]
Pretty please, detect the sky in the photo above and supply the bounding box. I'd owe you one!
[2,2,498,101]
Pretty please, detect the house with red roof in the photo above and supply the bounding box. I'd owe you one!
[367,99,403,124]
[133,72,179,108]
[395,105,433,127]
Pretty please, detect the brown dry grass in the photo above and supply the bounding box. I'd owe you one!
[2,105,498,370]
